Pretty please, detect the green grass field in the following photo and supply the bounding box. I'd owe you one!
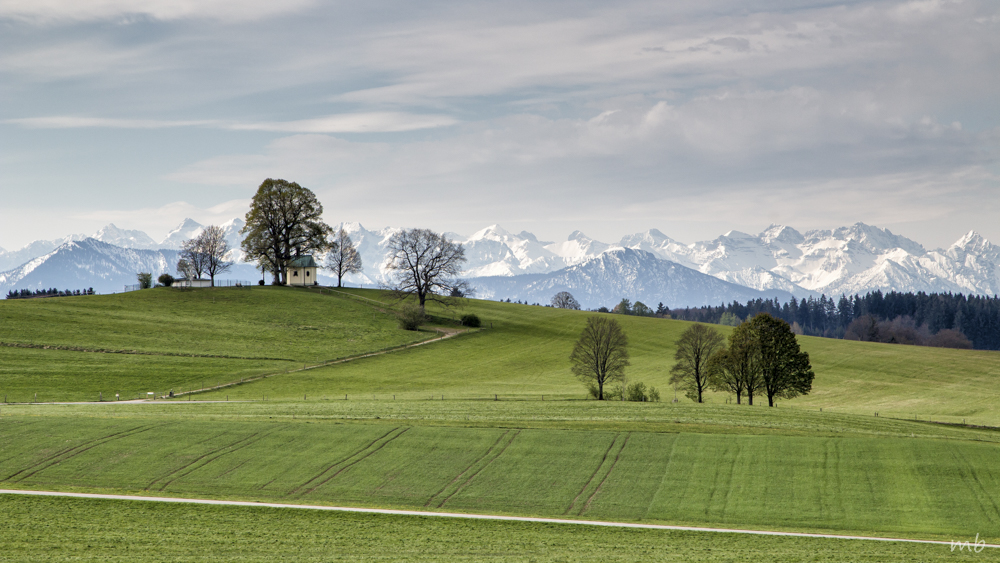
[2,286,999,560]
[0,287,434,401]
[1,495,974,563]
[1,410,998,539]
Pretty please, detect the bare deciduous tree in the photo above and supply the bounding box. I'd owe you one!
[551,291,580,310]
[670,323,725,403]
[570,316,630,400]
[384,228,467,307]
[326,228,363,288]
[198,225,232,287]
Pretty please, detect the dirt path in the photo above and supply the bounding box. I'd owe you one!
[1,489,994,549]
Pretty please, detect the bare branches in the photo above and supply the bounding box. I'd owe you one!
[551,291,581,310]
[178,225,232,286]
[326,228,363,288]
[570,316,630,400]
[385,228,467,306]
[670,324,725,403]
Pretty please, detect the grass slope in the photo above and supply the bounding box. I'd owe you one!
[0,287,431,401]
[0,495,971,563]
[199,289,1000,426]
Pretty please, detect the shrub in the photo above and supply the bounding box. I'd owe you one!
[158,273,175,287]
[258,280,265,286]
[136,272,153,289]
[647,386,661,402]
[460,313,481,327]
[396,303,425,331]
[625,382,648,402]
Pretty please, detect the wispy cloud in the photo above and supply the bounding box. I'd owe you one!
[6,113,458,133]
[0,0,316,23]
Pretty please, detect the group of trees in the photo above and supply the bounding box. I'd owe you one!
[569,311,813,406]
[670,315,814,406]
[236,179,467,308]
[177,225,233,286]
[670,290,999,350]
[6,287,94,299]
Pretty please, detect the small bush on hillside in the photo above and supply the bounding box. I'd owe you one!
[397,303,425,331]
[460,313,481,327]
[625,382,648,402]
[137,272,153,289]
[158,274,175,287]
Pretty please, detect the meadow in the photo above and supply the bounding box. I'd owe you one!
[1,286,999,560]
[1,409,998,539]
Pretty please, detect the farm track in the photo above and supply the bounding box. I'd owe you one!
[427,429,521,509]
[566,432,629,516]
[579,433,631,516]
[146,430,278,492]
[2,424,159,483]
[2,489,996,549]
[290,427,410,497]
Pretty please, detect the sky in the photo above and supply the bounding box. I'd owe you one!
[1,0,998,250]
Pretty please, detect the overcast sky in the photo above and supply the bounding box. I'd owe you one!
[1,0,997,250]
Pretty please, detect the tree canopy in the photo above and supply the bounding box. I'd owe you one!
[569,316,630,400]
[385,228,467,306]
[745,313,814,406]
[241,179,331,285]
[551,291,580,310]
[670,323,725,403]
[326,228,363,288]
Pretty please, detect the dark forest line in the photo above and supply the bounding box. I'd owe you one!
[667,290,1000,351]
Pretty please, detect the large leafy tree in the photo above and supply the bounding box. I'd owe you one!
[385,228,467,306]
[570,316,630,400]
[670,323,725,403]
[746,313,814,406]
[326,227,363,288]
[241,179,332,284]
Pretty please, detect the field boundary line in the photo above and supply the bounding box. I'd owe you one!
[1,489,996,548]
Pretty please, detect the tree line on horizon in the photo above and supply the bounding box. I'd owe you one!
[664,290,1000,351]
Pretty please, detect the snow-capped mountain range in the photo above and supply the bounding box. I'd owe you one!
[1,219,997,307]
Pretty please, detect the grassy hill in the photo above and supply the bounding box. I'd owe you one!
[1,285,999,560]
[0,287,432,401]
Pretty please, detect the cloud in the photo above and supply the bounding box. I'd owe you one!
[0,0,316,23]
[6,113,458,133]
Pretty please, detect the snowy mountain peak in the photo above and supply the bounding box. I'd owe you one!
[567,230,589,242]
[833,222,925,255]
[759,224,804,245]
[951,230,990,252]
[159,218,205,248]
[91,223,158,249]
[469,224,512,241]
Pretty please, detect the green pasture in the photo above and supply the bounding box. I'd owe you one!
[1,495,972,563]
[0,287,433,402]
[193,289,1000,426]
[1,413,998,539]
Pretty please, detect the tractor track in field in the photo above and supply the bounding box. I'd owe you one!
[437,430,521,508]
[424,430,520,508]
[566,432,625,516]
[3,425,158,483]
[290,427,410,497]
[3,489,996,549]
[147,430,277,492]
[579,433,630,516]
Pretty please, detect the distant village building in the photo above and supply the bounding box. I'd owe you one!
[287,255,319,286]
[173,279,212,288]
